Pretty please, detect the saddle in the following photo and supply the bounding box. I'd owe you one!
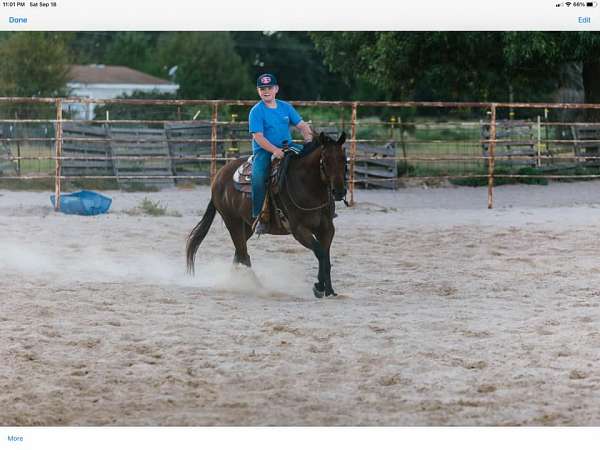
[233,155,278,193]
[233,152,295,234]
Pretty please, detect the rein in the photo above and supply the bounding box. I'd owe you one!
[283,149,330,212]
[284,173,330,211]
[321,150,350,207]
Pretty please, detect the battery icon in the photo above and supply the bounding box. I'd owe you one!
[587,1,596,6]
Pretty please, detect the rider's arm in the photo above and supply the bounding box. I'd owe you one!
[252,132,284,158]
[294,120,314,143]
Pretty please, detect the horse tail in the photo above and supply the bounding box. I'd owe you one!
[186,199,217,275]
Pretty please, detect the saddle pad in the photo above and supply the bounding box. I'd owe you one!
[233,155,253,184]
[233,154,282,189]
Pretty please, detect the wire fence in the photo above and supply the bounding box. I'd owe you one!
[2,98,600,209]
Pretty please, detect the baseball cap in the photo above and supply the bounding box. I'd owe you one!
[256,73,278,87]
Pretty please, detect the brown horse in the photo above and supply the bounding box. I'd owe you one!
[186,131,347,298]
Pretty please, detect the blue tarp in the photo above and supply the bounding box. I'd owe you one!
[50,190,112,216]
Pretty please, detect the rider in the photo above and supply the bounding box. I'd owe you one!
[249,73,313,234]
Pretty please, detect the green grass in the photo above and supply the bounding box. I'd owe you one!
[139,198,168,216]
[348,117,486,175]
[124,197,182,217]
[0,178,54,191]
[547,165,600,183]
[449,167,549,186]
[3,115,595,190]
[121,182,160,192]
[11,144,54,174]
[64,179,120,191]
[400,164,483,178]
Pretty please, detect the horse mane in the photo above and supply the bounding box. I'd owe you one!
[300,128,335,158]
[309,129,336,144]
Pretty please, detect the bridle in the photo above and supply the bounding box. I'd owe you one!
[319,149,330,183]
[284,159,330,212]
[283,143,348,212]
[320,145,350,207]
[319,145,347,185]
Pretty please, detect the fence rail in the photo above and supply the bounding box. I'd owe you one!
[4,97,600,210]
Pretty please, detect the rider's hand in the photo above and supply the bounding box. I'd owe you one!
[273,148,285,159]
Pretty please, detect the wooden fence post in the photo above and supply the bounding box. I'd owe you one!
[14,111,21,176]
[349,102,358,206]
[487,103,497,209]
[210,102,219,183]
[536,115,542,167]
[228,113,239,157]
[54,98,63,211]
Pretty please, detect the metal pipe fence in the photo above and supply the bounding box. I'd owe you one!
[2,97,600,210]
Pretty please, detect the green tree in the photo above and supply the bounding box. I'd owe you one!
[503,32,600,116]
[231,32,360,100]
[68,31,115,64]
[103,32,163,76]
[93,90,180,121]
[0,32,71,97]
[156,32,253,99]
[310,32,558,103]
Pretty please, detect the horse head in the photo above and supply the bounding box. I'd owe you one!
[318,131,347,201]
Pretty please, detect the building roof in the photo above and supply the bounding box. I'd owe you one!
[68,64,174,85]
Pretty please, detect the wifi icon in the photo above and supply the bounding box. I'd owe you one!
[566,1,572,5]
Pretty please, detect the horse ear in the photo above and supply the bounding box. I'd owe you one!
[319,132,326,144]
[337,132,346,145]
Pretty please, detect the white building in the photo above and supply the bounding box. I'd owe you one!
[66,64,179,119]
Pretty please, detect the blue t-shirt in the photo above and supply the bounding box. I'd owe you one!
[249,100,302,152]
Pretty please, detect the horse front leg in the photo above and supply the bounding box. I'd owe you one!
[315,222,336,297]
[313,243,327,298]
[322,249,335,297]
[291,225,327,298]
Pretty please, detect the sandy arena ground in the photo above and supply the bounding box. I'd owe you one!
[1,182,600,426]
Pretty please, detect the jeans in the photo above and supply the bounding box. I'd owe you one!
[251,148,272,218]
[251,143,309,218]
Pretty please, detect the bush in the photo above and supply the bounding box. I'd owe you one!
[449,166,549,187]
[124,197,181,217]
[138,197,168,216]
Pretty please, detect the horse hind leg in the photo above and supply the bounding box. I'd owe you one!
[224,217,253,267]
[224,217,265,289]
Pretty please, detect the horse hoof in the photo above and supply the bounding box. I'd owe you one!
[313,284,325,298]
[325,290,337,297]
